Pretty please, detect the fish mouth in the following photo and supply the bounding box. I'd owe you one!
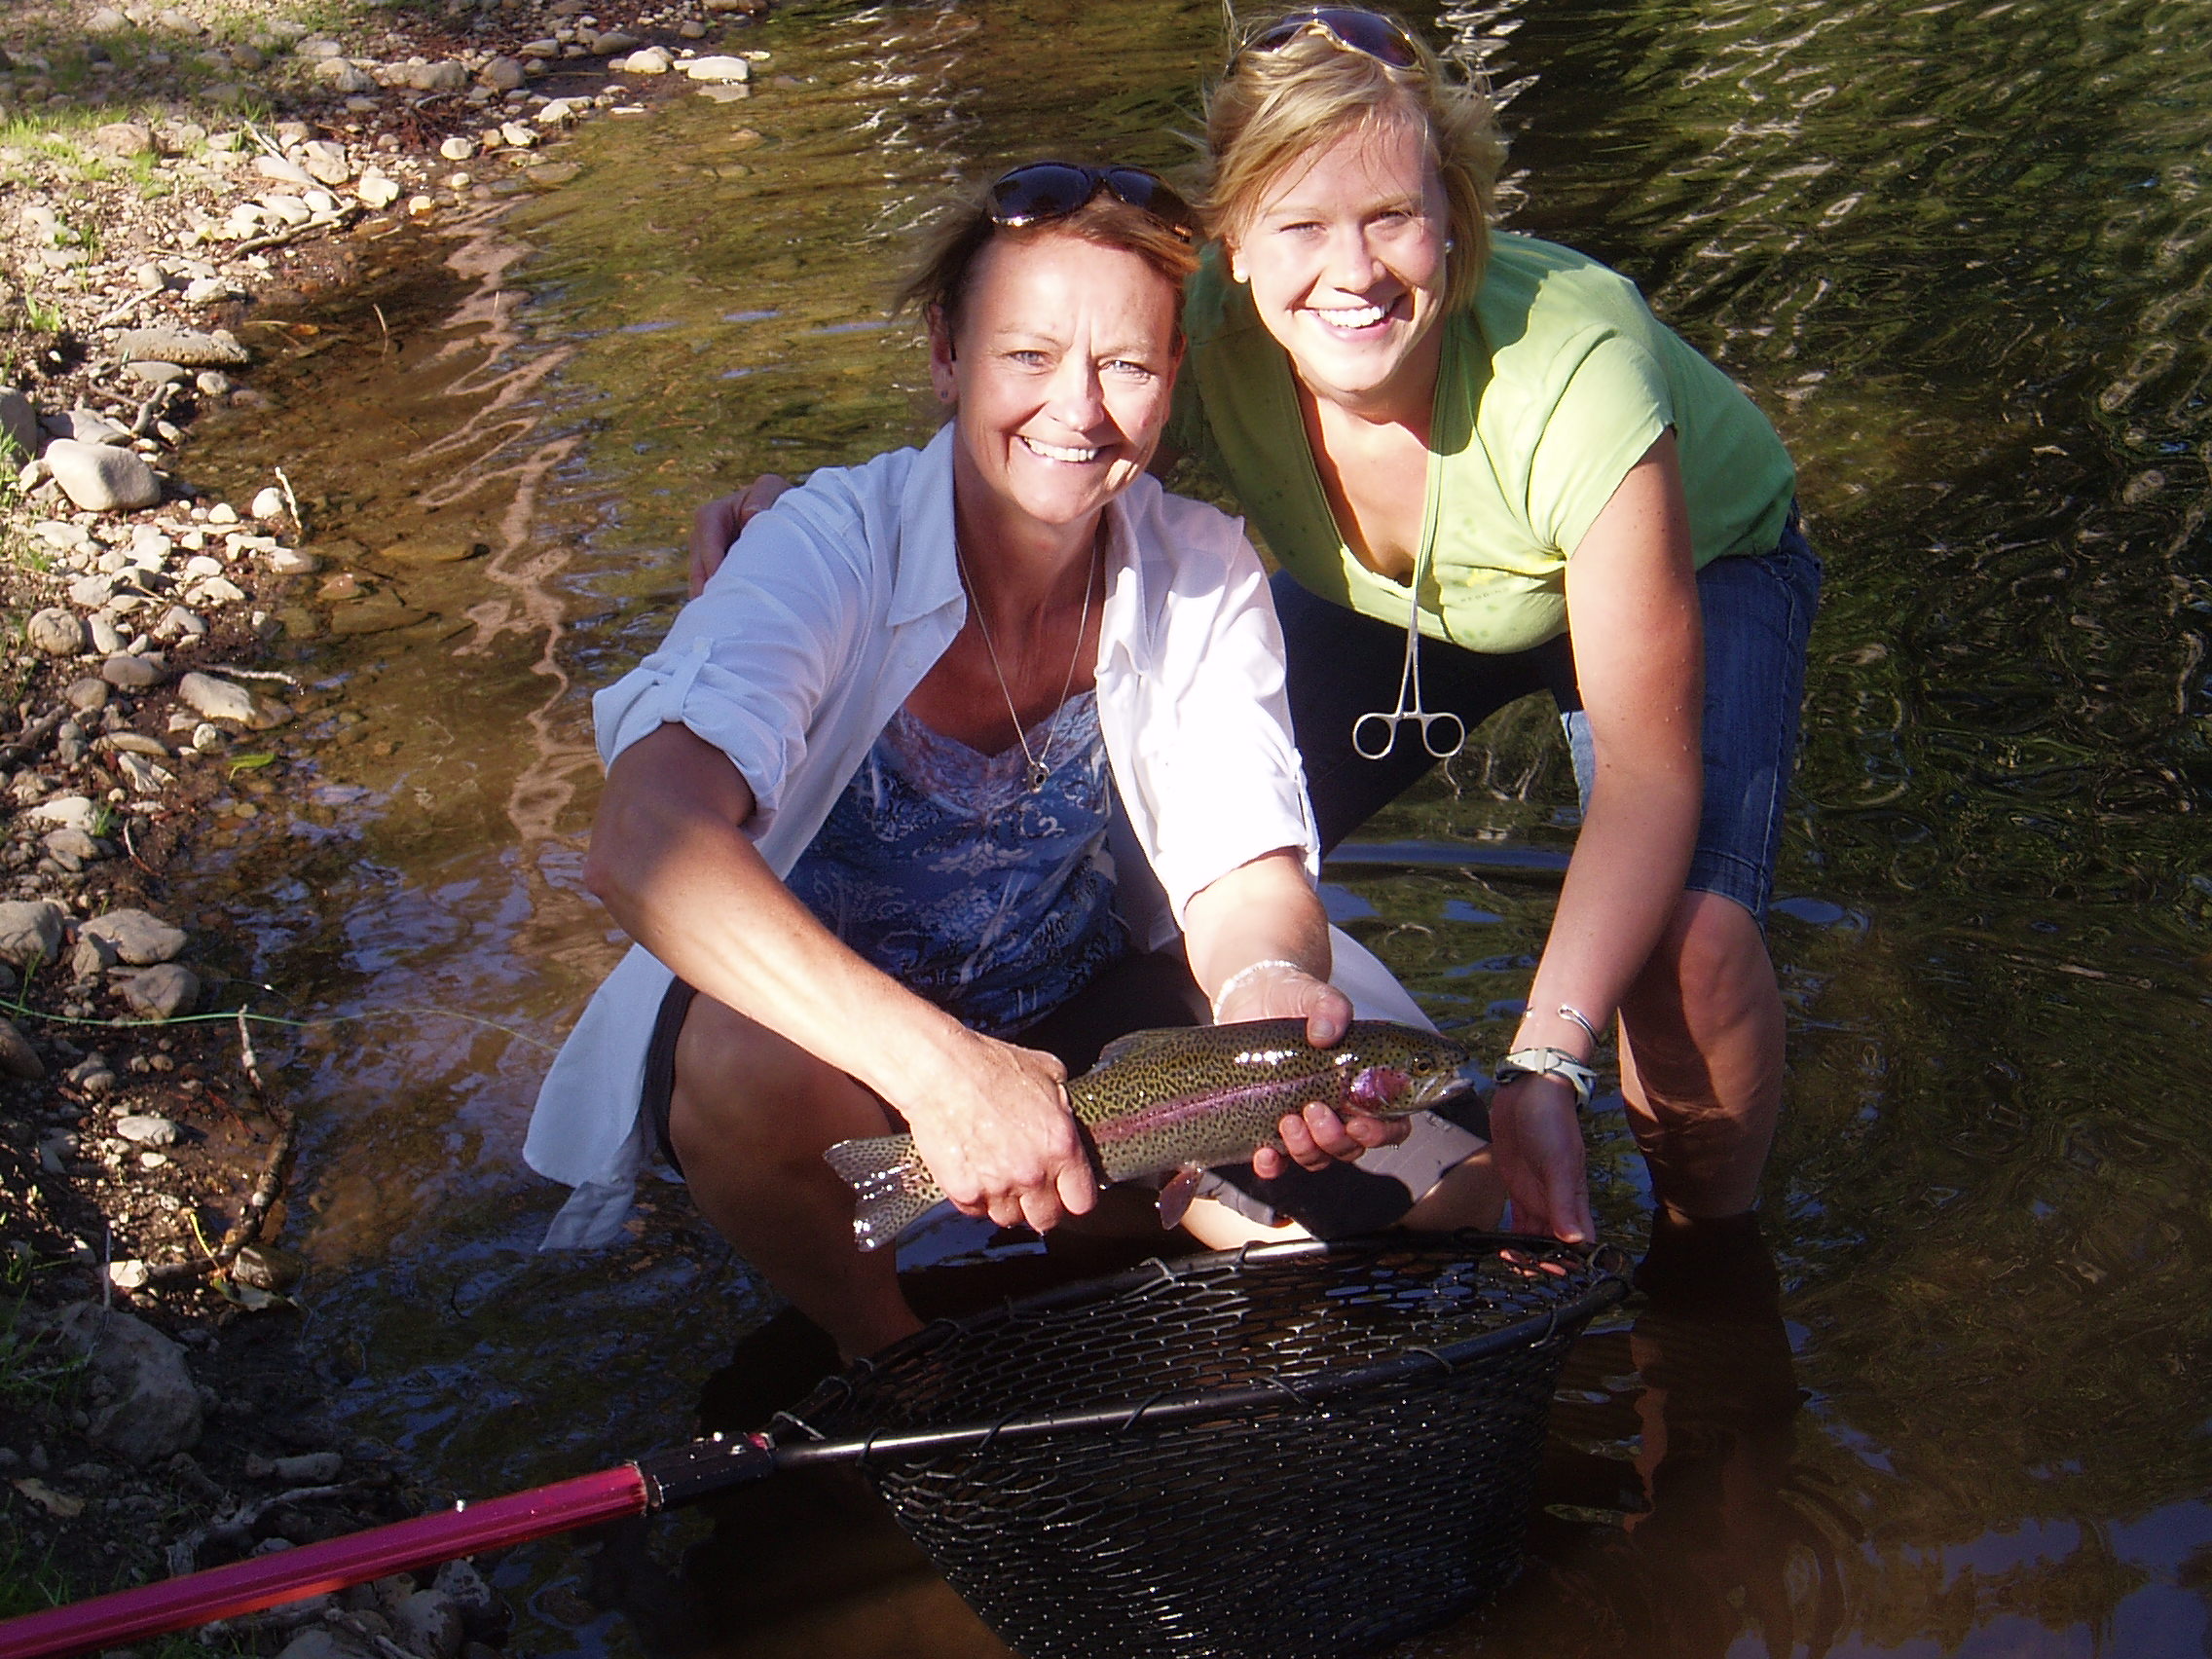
[1410,1069,1473,1110]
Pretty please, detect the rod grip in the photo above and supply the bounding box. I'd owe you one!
[0,1467,649,1659]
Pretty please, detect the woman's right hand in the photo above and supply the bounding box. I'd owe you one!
[1486,1073,1594,1243]
[688,474,793,598]
[900,1033,1098,1235]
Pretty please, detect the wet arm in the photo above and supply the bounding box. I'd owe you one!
[1491,431,1704,1240]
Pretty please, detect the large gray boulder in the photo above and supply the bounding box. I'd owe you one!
[46,1303,203,1465]
[45,439,161,512]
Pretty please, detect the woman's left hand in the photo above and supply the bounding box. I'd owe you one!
[1215,961,1410,1177]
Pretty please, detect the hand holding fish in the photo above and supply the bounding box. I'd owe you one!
[900,1031,1097,1235]
[1208,958,1410,1179]
[828,1020,1468,1249]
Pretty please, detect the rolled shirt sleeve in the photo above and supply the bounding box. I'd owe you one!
[588,484,872,842]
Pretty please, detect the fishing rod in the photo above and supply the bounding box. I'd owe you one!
[0,1266,1612,1659]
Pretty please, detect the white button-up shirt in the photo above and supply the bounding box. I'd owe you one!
[526,425,1421,1246]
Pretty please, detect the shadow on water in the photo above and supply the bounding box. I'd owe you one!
[168,0,2212,1652]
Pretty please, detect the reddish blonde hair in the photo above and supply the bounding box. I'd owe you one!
[897,182,1200,340]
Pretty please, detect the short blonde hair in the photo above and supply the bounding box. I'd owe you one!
[1199,10,1506,311]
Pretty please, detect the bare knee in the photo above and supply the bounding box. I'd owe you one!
[1622,895,1779,1088]
[668,995,888,1176]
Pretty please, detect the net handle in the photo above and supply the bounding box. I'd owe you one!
[773,1244,1631,1473]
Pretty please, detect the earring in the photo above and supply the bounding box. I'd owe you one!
[1444,239,1457,252]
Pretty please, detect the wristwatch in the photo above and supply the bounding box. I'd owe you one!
[1494,1047,1598,1112]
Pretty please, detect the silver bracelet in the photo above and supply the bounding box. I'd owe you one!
[1557,1002,1604,1048]
[1210,958,1307,1021]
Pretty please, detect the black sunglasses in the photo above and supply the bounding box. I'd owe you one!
[987,163,1198,243]
[1242,8,1419,69]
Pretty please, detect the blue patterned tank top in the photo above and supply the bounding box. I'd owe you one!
[786,691,1125,1039]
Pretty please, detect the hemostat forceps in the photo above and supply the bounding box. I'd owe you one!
[1350,557,1465,761]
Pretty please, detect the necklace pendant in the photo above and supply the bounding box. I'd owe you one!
[1023,758,1051,793]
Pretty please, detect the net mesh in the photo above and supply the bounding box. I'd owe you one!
[779,1234,1627,1659]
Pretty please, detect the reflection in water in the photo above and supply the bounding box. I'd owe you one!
[171,0,2212,1652]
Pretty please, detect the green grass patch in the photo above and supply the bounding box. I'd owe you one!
[0,1536,74,1621]
[0,1277,86,1416]
[0,1535,264,1658]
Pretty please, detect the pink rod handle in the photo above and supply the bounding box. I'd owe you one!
[0,1465,649,1659]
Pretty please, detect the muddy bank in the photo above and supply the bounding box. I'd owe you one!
[0,0,780,1632]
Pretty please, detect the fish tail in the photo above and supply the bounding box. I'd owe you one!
[822,1133,940,1251]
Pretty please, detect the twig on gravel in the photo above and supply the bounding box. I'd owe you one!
[92,290,154,331]
[239,1006,266,1093]
[145,1063,299,1290]
[165,1482,360,1576]
[195,666,304,685]
[129,382,180,441]
[276,466,305,539]
[230,206,364,260]
[0,705,71,768]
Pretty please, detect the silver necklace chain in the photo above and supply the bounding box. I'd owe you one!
[956,536,1099,793]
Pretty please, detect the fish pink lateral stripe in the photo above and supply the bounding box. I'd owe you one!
[1086,1072,1345,1148]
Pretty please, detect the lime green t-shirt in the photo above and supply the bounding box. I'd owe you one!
[1168,233,1797,654]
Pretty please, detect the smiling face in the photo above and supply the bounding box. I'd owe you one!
[1225,113,1450,417]
[931,230,1182,538]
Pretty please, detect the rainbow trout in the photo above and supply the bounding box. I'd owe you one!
[825,1019,1471,1250]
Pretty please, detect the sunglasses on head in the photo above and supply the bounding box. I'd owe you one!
[986,163,1197,242]
[1242,8,1419,69]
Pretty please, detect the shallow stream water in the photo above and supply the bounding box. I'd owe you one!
[181,0,2212,1652]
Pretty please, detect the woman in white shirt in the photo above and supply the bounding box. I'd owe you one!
[526,166,1493,1358]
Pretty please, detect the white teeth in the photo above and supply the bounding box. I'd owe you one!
[1313,304,1386,329]
[1022,437,1101,463]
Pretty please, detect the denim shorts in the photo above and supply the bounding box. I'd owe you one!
[1274,514,1823,924]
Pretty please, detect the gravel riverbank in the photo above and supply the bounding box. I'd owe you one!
[0,0,772,1641]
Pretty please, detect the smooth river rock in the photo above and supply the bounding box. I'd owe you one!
[114,1113,180,1147]
[101,654,164,689]
[0,900,66,969]
[44,439,162,512]
[46,1303,203,1465]
[81,907,188,966]
[394,1591,464,1659]
[113,327,250,367]
[0,387,38,458]
[176,671,259,724]
[26,795,96,832]
[117,963,201,1021]
[64,678,111,714]
[27,608,86,656]
[0,1016,45,1082]
[682,55,752,82]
